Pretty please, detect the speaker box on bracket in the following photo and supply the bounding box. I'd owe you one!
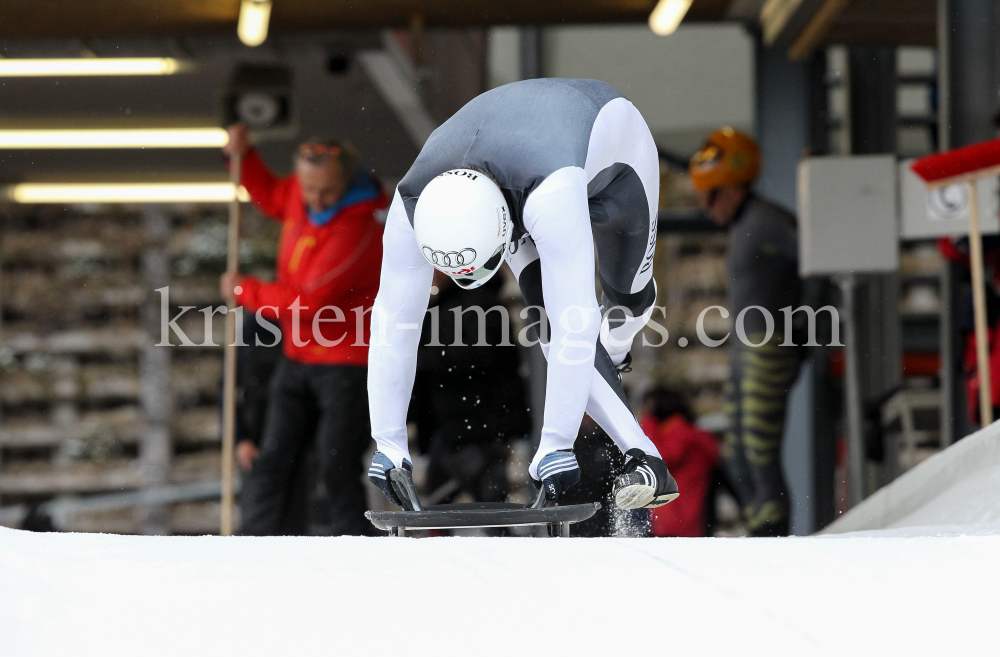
[221,63,297,140]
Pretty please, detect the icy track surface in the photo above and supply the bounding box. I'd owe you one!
[1,527,998,656]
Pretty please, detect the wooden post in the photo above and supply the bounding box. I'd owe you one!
[221,154,242,536]
[965,180,993,427]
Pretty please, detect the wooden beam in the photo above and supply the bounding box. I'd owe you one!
[0,0,740,39]
[788,0,854,61]
[785,0,937,55]
[55,500,222,534]
[0,0,738,40]
[0,408,219,448]
[0,451,219,495]
[0,460,145,495]
[824,21,936,47]
[824,0,936,47]
[761,0,807,45]
[727,0,768,21]
[0,357,221,405]
[3,328,145,356]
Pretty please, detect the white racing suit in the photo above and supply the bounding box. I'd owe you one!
[368,78,662,479]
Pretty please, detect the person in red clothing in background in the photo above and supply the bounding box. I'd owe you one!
[640,387,719,537]
[938,235,1000,424]
[222,123,386,536]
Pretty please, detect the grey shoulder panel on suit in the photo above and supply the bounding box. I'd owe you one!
[397,78,623,225]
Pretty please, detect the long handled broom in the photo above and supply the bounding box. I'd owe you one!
[912,139,1000,427]
[221,153,242,535]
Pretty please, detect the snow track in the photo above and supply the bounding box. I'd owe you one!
[1,526,997,655]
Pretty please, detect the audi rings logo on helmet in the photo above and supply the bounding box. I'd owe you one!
[421,246,477,268]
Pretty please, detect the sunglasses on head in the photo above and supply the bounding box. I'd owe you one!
[299,143,342,160]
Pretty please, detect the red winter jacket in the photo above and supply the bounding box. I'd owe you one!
[234,149,386,366]
[938,236,1000,420]
[641,414,719,537]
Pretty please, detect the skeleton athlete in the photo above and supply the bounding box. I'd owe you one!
[367,78,678,510]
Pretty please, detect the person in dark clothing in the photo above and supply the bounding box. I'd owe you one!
[690,127,802,537]
[235,316,283,471]
[248,360,371,535]
[233,315,311,535]
[412,271,531,505]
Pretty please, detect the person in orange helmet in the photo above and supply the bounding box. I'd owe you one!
[690,127,801,537]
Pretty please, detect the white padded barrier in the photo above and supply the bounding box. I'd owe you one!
[822,419,1000,533]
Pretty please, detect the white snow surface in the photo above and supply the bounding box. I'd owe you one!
[2,526,998,656]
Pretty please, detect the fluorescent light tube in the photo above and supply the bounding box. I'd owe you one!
[238,0,272,47]
[0,58,186,77]
[7,183,250,204]
[649,0,694,36]
[0,128,228,149]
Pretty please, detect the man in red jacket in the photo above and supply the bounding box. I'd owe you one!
[222,124,386,535]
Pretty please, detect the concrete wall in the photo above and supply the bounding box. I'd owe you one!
[540,24,755,154]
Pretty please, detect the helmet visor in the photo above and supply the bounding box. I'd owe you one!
[451,244,505,289]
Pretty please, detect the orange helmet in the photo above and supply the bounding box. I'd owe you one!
[689,127,761,191]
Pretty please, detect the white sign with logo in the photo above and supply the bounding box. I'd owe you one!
[899,159,1000,239]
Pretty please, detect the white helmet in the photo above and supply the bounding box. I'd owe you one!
[413,169,511,290]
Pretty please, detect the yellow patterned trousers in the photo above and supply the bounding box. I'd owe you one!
[722,333,800,535]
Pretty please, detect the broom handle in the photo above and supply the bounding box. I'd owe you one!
[966,180,993,427]
[221,153,242,535]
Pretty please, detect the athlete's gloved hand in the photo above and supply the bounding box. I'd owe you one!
[535,450,581,502]
[368,452,404,506]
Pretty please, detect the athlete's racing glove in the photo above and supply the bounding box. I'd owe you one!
[533,449,581,503]
[368,452,422,510]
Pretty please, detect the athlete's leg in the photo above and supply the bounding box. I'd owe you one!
[584,98,663,458]
[507,236,659,474]
[586,99,679,509]
[584,97,660,366]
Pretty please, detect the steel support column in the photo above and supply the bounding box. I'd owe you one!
[755,37,834,533]
[139,206,173,535]
[939,0,1000,442]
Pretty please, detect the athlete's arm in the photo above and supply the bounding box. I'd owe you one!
[522,166,601,472]
[367,189,435,467]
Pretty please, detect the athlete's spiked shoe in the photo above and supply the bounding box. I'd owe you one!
[368,452,422,511]
[612,448,679,510]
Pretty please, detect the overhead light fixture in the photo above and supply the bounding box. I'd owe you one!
[649,0,694,36]
[0,128,228,149]
[238,0,273,47]
[6,183,250,204]
[0,58,188,77]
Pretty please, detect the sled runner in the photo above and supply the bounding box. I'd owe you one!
[365,486,599,537]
